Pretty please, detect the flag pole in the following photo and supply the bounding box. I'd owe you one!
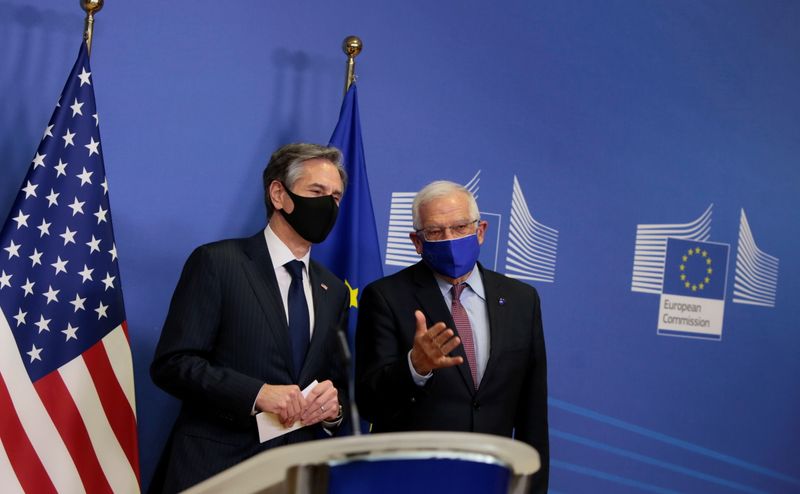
[81,0,104,55]
[342,35,362,95]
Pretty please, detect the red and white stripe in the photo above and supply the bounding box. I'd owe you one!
[0,310,140,493]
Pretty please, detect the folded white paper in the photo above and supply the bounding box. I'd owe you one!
[255,380,318,443]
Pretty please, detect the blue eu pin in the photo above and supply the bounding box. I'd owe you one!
[498,297,506,306]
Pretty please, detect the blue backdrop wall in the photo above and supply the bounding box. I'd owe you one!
[2,1,799,492]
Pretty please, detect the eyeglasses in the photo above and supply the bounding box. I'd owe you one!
[416,220,479,241]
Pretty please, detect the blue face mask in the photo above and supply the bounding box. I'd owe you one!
[421,234,481,279]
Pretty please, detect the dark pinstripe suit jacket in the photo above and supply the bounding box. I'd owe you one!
[150,232,349,493]
[355,261,549,493]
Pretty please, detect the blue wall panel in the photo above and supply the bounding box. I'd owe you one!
[2,1,798,492]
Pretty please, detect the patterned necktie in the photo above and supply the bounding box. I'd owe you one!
[284,260,309,378]
[451,283,478,388]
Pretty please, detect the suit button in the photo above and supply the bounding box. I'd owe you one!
[472,401,480,410]
[410,397,416,403]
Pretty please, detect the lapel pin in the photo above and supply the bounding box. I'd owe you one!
[320,283,328,291]
[498,297,506,306]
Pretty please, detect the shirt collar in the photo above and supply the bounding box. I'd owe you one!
[264,224,310,271]
[434,265,486,301]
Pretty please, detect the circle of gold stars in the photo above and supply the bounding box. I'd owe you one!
[679,246,713,292]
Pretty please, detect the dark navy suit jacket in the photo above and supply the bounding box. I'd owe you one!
[355,261,549,493]
[150,232,349,493]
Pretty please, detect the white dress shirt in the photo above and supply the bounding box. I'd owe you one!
[264,224,315,336]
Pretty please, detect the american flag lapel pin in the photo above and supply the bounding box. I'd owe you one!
[320,283,328,291]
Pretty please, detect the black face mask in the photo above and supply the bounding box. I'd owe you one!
[277,184,339,243]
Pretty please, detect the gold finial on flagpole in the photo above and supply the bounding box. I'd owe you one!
[81,0,104,55]
[342,36,362,95]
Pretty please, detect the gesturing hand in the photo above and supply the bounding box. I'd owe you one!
[255,384,306,428]
[409,310,463,375]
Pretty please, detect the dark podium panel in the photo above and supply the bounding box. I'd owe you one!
[184,432,540,494]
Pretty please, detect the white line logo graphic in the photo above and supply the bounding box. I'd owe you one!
[631,204,712,294]
[732,209,779,307]
[504,176,558,283]
[384,192,418,267]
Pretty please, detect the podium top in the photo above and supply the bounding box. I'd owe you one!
[184,431,540,494]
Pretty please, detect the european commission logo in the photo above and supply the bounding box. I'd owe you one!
[658,239,729,340]
[384,171,559,283]
[631,205,780,340]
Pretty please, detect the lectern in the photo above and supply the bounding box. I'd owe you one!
[183,432,540,494]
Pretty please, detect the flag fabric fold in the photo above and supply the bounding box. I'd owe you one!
[0,42,140,493]
[313,84,383,345]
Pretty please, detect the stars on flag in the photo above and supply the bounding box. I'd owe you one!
[68,197,86,216]
[37,219,51,237]
[78,264,94,282]
[32,153,46,168]
[0,270,12,289]
[62,128,76,147]
[51,256,69,275]
[62,323,79,341]
[27,344,43,362]
[70,98,84,117]
[77,167,93,186]
[4,240,21,259]
[28,249,43,267]
[85,137,100,157]
[60,226,77,245]
[0,57,124,379]
[34,315,51,333]
[0,46,139,490]
[86,235,101,253]
[12,210,29,229]
[54,159,68,177]
[42,285,60,304]
[78,67,92,86]
[21,278,35,296]
[22,181,38,199]
[13,307,27,327]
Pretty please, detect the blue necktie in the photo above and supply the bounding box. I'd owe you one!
[284,260,310,378]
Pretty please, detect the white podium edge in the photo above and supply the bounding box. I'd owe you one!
[183,431,540,494]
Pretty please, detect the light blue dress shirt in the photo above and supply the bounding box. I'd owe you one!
[408,267,491,386]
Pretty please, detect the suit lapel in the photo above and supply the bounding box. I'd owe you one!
[299,262,332,385]
[412,262,476,393]
[241,233,295,374]
[480,265,505,390]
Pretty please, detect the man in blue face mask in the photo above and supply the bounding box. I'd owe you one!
[355,180,549,494]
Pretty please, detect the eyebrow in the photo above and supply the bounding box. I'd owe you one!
[307,182,343,195]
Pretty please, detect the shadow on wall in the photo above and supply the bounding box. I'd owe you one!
[227,47,341,236]
[0,2,83,219]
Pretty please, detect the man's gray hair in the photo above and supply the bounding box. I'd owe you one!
[262,143,347,218]
[412,180,480,230]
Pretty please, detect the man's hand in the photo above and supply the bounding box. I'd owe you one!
[300,380,340,425]
[409,310,463,375]
[255,384,306,428]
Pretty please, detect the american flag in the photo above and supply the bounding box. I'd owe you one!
[0,43,140,493]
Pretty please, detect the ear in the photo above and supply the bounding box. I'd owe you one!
[409,232,424,255]
[269,180,293,213]
[476,220,488,245]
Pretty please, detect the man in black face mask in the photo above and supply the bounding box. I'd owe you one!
[150,143,350,493]
[355,180,549,494]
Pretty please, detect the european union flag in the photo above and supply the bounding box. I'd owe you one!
[662,238,729,300]
[313,84,383,345]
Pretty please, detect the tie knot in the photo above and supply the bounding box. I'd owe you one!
[285,260,305,281]
[451,283,467,301]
